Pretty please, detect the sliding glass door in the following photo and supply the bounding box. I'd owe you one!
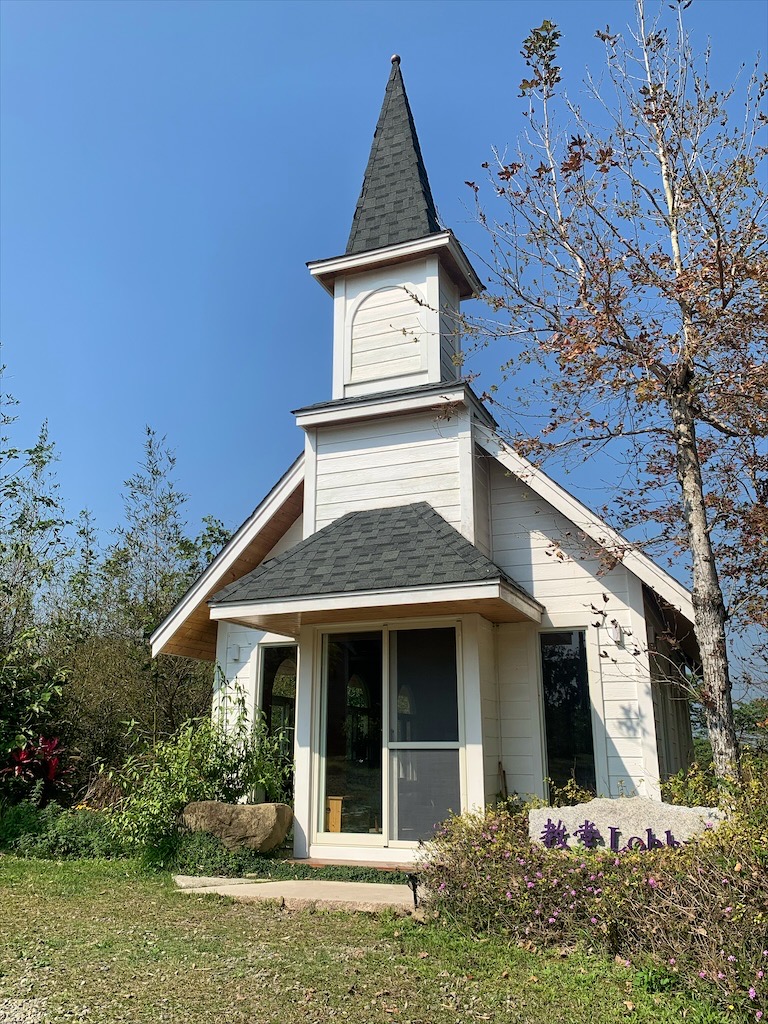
[319,625,460,845]
[322,632,383,835]
[388,628,460,842]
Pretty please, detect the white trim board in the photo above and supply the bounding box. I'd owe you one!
[150,455,305,657]
[210,580,543,624]
[475,424,695,623]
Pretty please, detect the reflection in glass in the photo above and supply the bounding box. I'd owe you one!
[540,631,596,794]
[391,628,458,742]
[261,646,297,762]
[324,633,382,834]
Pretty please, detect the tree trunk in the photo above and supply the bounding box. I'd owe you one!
[668,386,740,784]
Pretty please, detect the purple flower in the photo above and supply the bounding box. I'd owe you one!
[590,917,598,924]
[647,877,658,888]
[749,988,756,1000]
[669,958,676,966]
[699,972,707,979]
[728,955,737,963]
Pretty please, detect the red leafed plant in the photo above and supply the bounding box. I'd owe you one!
[1,736,71,804]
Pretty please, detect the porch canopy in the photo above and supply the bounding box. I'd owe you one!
[208,502,543,638]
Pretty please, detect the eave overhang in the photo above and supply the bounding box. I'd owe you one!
[209,579,543,639]
[307,231,483,301]
[149,456,305,660]
[293,380,496,431]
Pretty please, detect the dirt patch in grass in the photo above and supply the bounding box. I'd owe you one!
[0,857,728,1023]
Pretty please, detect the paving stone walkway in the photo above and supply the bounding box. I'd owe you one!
[174,874,416,913]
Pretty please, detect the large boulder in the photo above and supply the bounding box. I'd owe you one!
[182,801,293,853]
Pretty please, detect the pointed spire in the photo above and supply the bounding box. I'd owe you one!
[346,56,442,255]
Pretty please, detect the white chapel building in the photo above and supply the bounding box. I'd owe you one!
[152,57,695,865]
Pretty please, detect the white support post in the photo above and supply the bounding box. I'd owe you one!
[292,625,315,858]
[461,615,486,811]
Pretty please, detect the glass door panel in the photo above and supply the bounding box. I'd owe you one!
[388,627,460,842]
[322,632,383,835]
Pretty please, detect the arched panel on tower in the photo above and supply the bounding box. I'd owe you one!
[348,285,427,386]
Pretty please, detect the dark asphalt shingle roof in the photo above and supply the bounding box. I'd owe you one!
[210,502,534,606]
[346,58,442,255]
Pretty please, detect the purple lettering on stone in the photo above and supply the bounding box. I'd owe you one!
[646,828,664,850]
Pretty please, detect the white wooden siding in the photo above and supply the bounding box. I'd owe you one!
[490,461,650,797]
[350,286,426,384]
[496,624,545,799]
[264,515,303,560]
[477,616,499,803]
[214,622,261,722]
[314,411,462,531]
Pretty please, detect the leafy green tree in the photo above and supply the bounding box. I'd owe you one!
[58,429,229,781]
[0,371,68,760]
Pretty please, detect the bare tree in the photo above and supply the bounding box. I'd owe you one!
[465,0,767,781]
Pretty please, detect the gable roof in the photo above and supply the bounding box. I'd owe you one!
[149,455,304,660]
[211,502,536,606]
[346,56,442,255]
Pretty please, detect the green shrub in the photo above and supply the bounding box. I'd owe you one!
[0,798,51,848]
[420,757,768,1021]
[109,703,292,852]
[13,807,127,860]
[169,830,409,885]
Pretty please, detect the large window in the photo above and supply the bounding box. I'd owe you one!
[260,645,297,762]
[320,626,461,844]
[540,631,596,794]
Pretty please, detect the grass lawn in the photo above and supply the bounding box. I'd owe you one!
[0,856,728,1024]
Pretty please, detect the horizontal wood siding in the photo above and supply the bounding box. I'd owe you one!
[490,462,649,797]
[314,412,462,531]
[496,624,545,799]
[350,285,426,384]
[214,622,261,721]
[477,617,499,803]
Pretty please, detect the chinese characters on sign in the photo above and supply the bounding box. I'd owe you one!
[540,818,681,852]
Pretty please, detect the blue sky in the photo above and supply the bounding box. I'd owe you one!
[1,0,766,539]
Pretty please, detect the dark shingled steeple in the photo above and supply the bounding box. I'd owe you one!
[346,56,442,255]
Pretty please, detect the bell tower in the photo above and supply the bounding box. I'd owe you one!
[308,56,482,400]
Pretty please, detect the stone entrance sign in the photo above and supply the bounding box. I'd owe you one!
[528,797,724,852]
